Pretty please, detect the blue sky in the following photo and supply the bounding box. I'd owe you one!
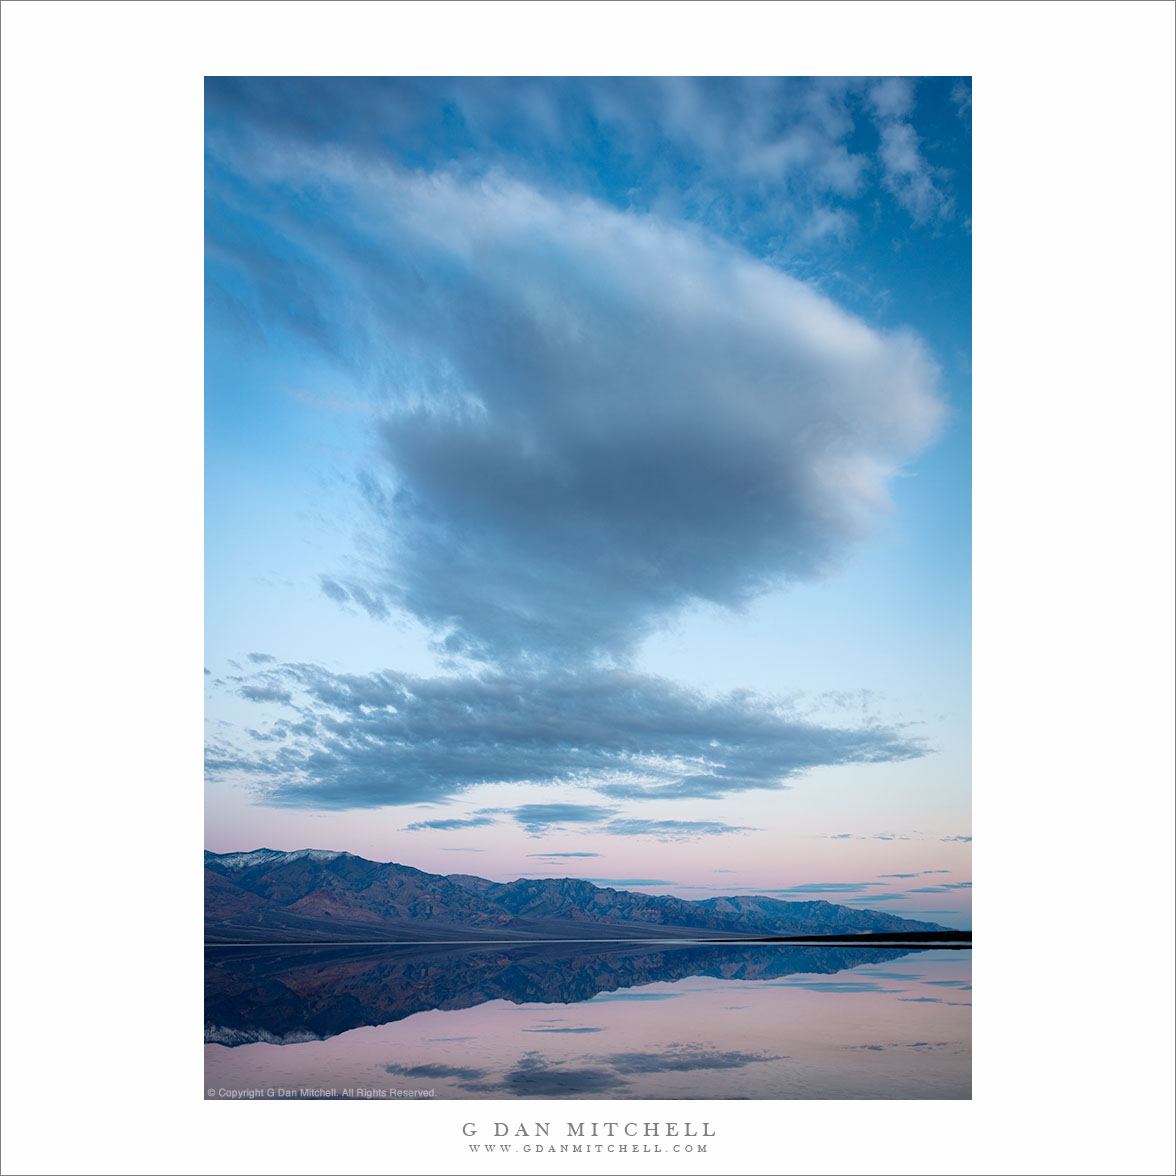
[204,77,972,925]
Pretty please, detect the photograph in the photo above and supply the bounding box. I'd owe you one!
[203,75,972,1104]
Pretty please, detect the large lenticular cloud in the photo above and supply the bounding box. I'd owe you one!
[208,152,943,666]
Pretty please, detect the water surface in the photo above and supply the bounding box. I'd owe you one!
[205,941,970,1100]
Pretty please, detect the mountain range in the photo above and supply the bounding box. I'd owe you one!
[205,848,950,943]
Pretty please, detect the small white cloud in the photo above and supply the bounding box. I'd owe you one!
[868,77,915,120]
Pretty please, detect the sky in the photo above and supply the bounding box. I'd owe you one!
[204,76,971,927]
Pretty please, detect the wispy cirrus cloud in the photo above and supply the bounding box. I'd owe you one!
[763,881,886,896]
[821,831,922,841]
[950,80,972,122]
[603,819,757,841]
[402,816,496,832]
[206,664,927,811]
[877,870,955,878]
[205,76,964,267]
[867,78,955,224]
[839,894,918,904]
[237,682,292,705]
[504,804,619,833]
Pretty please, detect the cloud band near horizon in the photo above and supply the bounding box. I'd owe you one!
[204,664,928,814]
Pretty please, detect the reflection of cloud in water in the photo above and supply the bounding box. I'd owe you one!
[768,980,906,993]
[899,995,971,1006]
[604,1044,784,1074]
[521,1026,605,1034]
[385,1062,489,1080]
[502,1054,624,1097]
[587,992,683,1003]
[846,1041,953,1052]
[406,1043,787,1096]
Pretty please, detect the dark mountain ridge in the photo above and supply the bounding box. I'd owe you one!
[205,848,951,943]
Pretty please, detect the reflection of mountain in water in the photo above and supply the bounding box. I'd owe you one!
[206,941,919,1047]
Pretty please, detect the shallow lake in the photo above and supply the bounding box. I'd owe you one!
[205,941,970,1100]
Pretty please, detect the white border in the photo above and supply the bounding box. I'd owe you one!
[2,3,1173,1174]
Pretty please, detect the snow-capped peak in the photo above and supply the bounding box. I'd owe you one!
[206,848,349,870]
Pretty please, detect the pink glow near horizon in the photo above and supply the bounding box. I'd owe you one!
[206,783,972,926]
